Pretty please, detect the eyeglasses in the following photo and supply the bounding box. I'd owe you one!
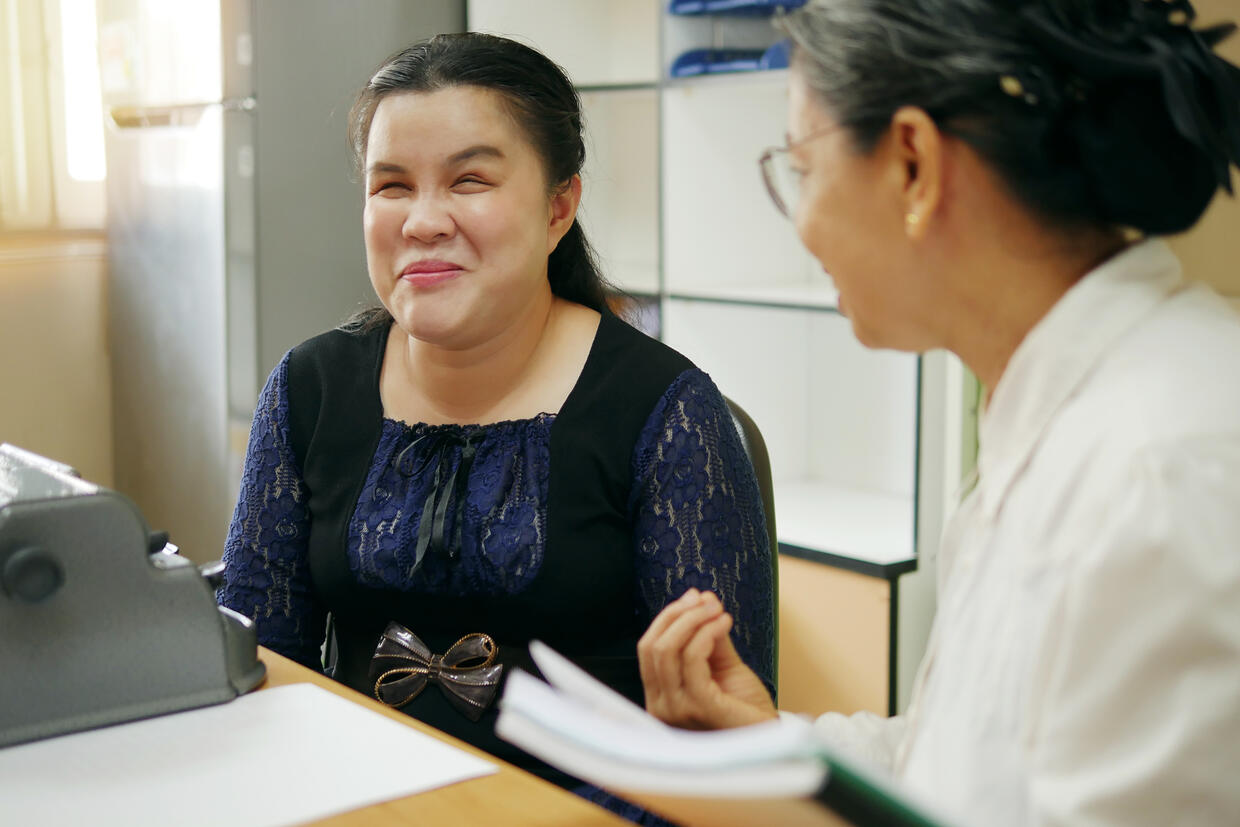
[758,125,840,218]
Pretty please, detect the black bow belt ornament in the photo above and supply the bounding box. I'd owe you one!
[369,623,503,722]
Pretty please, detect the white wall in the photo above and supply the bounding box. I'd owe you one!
[1170,0,1240,301]
[0,233,113,485]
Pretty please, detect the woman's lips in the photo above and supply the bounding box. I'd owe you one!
[400,261,463,287]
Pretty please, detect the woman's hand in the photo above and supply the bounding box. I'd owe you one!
[638,588,779,730]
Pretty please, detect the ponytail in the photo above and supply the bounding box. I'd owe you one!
[548,220,611,314]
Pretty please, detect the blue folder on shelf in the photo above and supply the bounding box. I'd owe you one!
[668,40,791,77]
[669,0,807,16]
[670,48,767,77]
[759,39,791,70]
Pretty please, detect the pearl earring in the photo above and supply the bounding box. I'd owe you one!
[905,213,920,227]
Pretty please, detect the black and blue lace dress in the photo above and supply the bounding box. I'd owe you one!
[219,312,775,803]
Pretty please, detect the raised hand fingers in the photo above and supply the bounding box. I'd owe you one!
[681,612,734,703]
[639,591,731,726]
[641,589,717,646]
[640,592,725,691]
[684,603,733,666]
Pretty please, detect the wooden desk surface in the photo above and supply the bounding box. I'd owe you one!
[258,648,630,826]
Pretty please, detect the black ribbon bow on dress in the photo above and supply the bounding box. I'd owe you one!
[392,428,486,574]
[369,622,503,722]
[1018,0,1240,193]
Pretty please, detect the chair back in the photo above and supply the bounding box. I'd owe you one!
[723,396,779,692]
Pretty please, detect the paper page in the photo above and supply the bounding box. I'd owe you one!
[528,639,664,730]
[0,683,496,827]
[500,669,817,771]
[496,705,827,798]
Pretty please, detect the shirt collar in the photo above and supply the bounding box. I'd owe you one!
[974,239,1184,518]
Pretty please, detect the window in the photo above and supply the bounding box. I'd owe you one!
[0,0,106,231]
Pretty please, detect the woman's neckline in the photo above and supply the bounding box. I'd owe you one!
[381,411,556,433]
[374,310,612,430]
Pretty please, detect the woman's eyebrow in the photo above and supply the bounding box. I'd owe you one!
[366,146,504,178]
[447,145,505,165]
[366,161,406,177]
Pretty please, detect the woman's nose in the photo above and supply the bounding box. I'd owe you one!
[402,193,455,242]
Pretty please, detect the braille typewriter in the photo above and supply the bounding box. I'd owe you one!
[0,444,265,748]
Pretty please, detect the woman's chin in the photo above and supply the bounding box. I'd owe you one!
[842,310,884,351]
[388,298,467,342]
[392,314,462,348]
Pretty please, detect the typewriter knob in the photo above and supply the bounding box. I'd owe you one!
[1,546,64,603]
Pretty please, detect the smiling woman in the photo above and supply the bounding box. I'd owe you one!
[217,32,775,827]
[360,86,579,363]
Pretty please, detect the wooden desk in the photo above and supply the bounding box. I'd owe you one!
[258,648,629,826]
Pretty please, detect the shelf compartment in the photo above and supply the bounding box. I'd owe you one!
[662,300,918,565]
[579,88,660,295]
[468,0,659,86]
[662,78,822,295]
[775,480,915,569]
[663,11,786,80]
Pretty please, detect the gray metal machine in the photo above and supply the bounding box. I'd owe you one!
[0,444,265,749]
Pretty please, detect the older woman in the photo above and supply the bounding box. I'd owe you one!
[638,1,1240,824]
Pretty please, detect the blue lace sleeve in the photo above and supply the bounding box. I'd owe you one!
[630,369,776,698]
[218,353,325,669]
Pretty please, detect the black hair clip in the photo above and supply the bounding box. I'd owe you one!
[1017,0,1240,192]
[997,64,1061,108]
[1144,0,1197,28]
[999,74,1036,104]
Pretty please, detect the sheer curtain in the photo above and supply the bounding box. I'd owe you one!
[0,0,105,232]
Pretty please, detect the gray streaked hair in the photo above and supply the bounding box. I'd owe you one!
[777,0,1240,236]
[778,0,1024,149]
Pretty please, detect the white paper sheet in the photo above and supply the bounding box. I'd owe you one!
[0,683,497,826]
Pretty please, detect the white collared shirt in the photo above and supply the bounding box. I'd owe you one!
[813,241,1240,826]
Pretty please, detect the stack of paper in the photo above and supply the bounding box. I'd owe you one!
[0,683,496,827]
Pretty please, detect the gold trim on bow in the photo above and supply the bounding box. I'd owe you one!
[369,623,504,722]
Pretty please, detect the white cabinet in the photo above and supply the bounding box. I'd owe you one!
[468,1,972,715]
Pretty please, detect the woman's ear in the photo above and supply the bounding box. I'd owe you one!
[547,174,583,252]
[889,107,943,240]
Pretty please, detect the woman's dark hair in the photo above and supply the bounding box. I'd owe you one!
[779,0,1240,236]
[345,32,611,330]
